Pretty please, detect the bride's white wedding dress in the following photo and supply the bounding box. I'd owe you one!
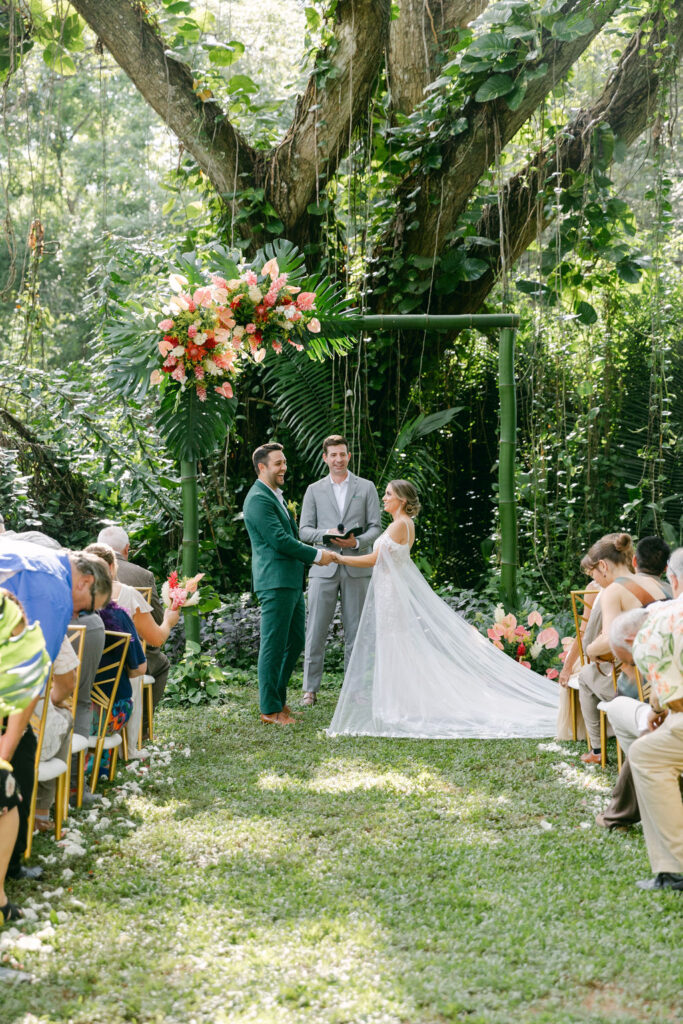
[327,530,559,739]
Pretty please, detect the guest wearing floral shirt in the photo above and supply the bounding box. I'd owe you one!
[629,549,683,891]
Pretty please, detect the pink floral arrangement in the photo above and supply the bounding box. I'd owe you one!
[486,607,563,678]
[151,259,319,402]
[162,571,205,610]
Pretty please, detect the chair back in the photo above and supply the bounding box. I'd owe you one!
[30,670,54,774]
[91,631,130,738]
[60,623,87,717]
[570,590,594,666]
[634,665,647,703]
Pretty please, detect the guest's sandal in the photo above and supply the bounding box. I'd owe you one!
[1,901,23,925]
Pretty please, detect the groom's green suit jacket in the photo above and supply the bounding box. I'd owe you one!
[243,480,317,592]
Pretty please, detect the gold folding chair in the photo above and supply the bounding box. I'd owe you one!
[24,669,54,860]
[59,624,87,822]
[85,631,130,795]
[598,660,620,769]
[133,586,155,746]
[569,590,594,743]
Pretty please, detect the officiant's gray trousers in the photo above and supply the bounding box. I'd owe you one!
[303,567,370,693]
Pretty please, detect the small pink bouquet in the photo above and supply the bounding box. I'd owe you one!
[162,571,205,611]
[486,607,563,678]
[152,260,319,402]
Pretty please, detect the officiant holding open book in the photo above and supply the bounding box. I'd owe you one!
[299,435,382,706]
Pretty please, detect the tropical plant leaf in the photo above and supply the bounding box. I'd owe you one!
[380,408,463,497]
[155,385,236,462]
[265,350,340,473]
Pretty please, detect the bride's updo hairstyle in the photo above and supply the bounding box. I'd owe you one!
[389,479,421,518]
[580,532,633,575]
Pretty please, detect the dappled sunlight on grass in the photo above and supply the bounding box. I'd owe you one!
[2,689,681,1024]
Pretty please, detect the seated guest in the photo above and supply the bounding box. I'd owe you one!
[94,582,148,775]
[97,527,171,721]
[556,579,600,740]
[629,587,683,891]
[86,543,178,756]
[0,541,111,880]
[1,588,49,922]
[34,635,80,831]
[577,533,636,763]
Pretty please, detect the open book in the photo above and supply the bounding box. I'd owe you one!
[322,525,363,546]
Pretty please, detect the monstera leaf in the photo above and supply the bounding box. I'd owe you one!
[155,384,237,463]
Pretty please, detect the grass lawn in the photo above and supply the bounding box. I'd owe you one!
[1,673,681,1024]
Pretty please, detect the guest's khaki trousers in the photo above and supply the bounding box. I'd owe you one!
[578,661,616,749]
[629,712,683,874]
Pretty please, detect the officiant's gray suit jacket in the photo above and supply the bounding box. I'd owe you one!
[299,473,382,578]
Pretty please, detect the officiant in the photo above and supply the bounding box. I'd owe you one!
[299,435,381,705]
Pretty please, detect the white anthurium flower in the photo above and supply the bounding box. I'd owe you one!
[247,285,262,303]
[169,294,190,311]
[168,273,189,293]
[195,332,207,344]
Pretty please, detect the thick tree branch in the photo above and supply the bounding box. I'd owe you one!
[392,0,623,261]
[449,1,683,313]
[69,0,259,235]
[268,0,391,243]
[388,0,488,116]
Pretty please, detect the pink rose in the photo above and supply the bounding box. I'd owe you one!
[296,292,316,311]
[215,382,233,399]
[527,610,543,627]
[150,369,162,385]
[187,325,198,339]
[158,318,174,331]
[196,385,207,402]
[245,323,256,334]
[159,338,174,357]
[545,668,560,680]
[171,365,186,383]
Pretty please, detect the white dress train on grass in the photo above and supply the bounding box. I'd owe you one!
[327,531,559,739]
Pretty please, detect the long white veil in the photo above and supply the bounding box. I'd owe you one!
[327,537,559,739]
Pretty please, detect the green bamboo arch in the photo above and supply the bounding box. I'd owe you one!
[178,313,520,647]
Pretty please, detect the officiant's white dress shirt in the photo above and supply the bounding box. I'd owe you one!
[331,475,349,518]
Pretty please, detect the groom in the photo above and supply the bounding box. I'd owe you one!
[243,442,336,725]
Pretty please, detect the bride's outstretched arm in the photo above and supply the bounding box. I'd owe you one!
[333,549,378,568]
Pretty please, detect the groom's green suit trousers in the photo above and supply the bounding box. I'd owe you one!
[242,480,318,715]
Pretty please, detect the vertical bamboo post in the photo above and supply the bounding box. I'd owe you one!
[180,459,200,647]
[498,327,518,609]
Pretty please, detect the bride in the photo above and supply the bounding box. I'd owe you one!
[327,479,558,738]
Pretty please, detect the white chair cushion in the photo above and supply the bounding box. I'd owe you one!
[38,758,68,782]
[141,674,155,687]
[71,734,89,753]
[88,734,123,750]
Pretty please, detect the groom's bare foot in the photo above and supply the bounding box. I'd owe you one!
[260,711,296,725]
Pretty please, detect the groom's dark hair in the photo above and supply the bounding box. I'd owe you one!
[322,434,349,454]
[252,442,283,473]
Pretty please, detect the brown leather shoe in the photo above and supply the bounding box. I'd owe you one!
[282,705,302,717]
[581,751,602,764]
[260,711,296,725]
[302,692,317,706]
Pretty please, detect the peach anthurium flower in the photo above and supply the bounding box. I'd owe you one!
[519,661,531,669]
[261,258,280,279]
[537,627,560,649]
[158,339,174,357]
[308,317,321,333]
[150,369,162,385]
[545,668,560,679]
[527,610,543,627]
[168,273,189,293]
[215,382,233,399]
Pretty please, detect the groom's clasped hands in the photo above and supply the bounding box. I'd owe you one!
[318,548,341,565]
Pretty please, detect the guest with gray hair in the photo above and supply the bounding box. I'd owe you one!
[97,525,170,724]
